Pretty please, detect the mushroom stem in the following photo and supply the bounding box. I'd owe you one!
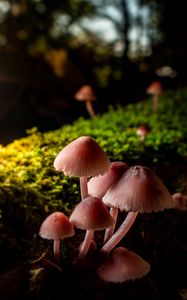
[79,178,93,260]
[140,135,145,144]
[79,229,94,259]
[152,94,159,112]
[53,239,61,265]
[85,101,96,118]
[103,207,118,243]
[80,176,88,200]
[100,211,138,254]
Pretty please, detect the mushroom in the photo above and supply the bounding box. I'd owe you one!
[146,81,163,112]
[101,165,173,254]
[88,161,129,243]
[136,124,150,144]
[88,161,129,199]
[97,247,150,283]
[54,136,111,200]
[70,196,114,259]
[39,212,74,265]
[172,192,187,211]
[74,85,96,118]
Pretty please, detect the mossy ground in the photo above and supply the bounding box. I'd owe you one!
[0,89,187,299]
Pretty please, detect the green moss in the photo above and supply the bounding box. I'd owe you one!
[0,89,187,245]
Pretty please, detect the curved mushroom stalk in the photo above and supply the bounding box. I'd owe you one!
[85,100,96,118]
[78,229,94,259]
[103,207,119,243]
[101,211,138,254]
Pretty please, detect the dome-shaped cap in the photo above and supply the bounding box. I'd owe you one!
[39,212,74,240]
[172,192,187,211]
[103,165,173,213]
[54,136,110,177]
[70,196,114,230]
[88,161,129,198]
[97,247,150,283]
[136,124,150,137]
[74,85,96,102]
[146,81,163,95]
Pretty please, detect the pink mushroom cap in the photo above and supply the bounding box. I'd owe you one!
[103,165,173,213]
[97,247,150,283]
[88,161,129,198]
[146,81,163,95]
[54,136,111,177]
[39,211,74,240]
[70,196,114,230]
[136,124,150,137]
[74,85,96,102]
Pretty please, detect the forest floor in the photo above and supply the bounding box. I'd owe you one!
[0,156,187,300]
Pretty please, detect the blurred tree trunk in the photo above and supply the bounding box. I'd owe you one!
[120,0,130,57]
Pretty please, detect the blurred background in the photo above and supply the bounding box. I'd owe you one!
[0,0,187,144]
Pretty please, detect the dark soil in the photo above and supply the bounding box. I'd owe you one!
[0,207,186,300]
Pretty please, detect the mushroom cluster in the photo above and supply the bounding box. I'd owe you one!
[39,135,173,283]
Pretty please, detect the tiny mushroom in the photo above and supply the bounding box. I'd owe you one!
[97,247,150,283]
[146,80,163,112]
[74,85,96,118]
[54,136,111,200]
[39,212,74,265]
[136,124,150,144]
[101,165,173,254]
[70,196,114,259]
[172,192,187,211]
[88,161,129,243]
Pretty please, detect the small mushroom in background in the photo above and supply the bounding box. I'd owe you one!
[74,85,96,118]
[146,81,163,112]
[172,192,187,211]
[39,212,74,265]
[70,196,114,260]
[54,136,111,200]
[101,165,173,255]
[136,124,150,144]
[97,247,150,283]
